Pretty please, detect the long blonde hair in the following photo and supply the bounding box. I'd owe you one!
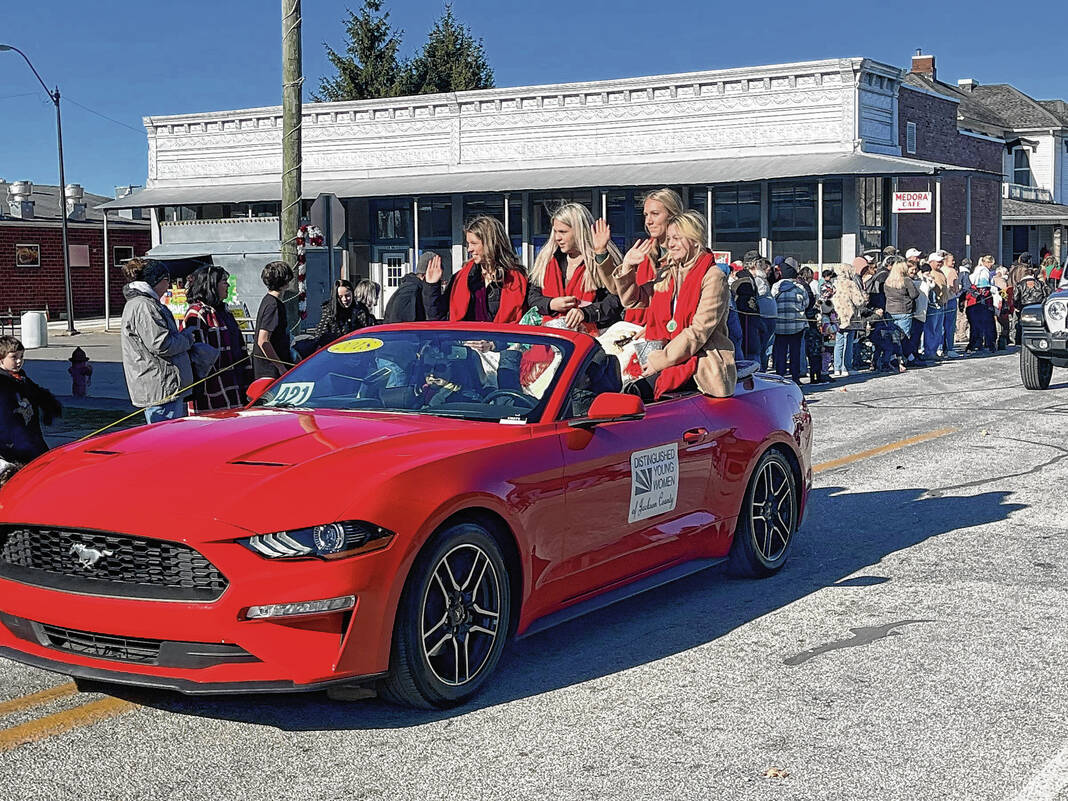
[883,257,909,290]
[463,215,522,284]
[530,203,621,294]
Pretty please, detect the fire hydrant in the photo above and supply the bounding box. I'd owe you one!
[69,347,92,398]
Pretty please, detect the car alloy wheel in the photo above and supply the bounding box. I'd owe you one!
[728,449,798,577]
[382,523,511,709]
[420,543,502,687]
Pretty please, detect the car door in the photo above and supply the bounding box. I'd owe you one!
[557,394,721,596]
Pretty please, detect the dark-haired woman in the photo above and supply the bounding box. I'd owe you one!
[183,266,251,411]
[312,279,376,349]
[253,260,294,380]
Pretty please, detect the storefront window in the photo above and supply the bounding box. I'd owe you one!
[822,180,843,264]
[463,194,522,253]
[418,197,453,275]
[857,177,888,253]
[373,198,412,243]
[713,184,761,260]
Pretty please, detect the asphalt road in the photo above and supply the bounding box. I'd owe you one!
[1,348,1066,801]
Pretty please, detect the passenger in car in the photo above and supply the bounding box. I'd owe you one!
[526,203,623,332]
[600,210,737,400]
[616,188,685,328]
[424,216,528,324]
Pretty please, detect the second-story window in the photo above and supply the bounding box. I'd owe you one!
[1014,149,1032,186]
[906,122,917,154]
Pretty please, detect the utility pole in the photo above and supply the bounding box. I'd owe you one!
[281,0,302,268]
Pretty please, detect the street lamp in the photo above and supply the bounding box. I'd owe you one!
[0,44,78,335]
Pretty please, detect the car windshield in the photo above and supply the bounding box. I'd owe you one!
[255,330,572,423]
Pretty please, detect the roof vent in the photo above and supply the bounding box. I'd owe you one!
[8,180,34,219]
[65,183,86,221]
[957,78,978,92]
[911,51,936,80]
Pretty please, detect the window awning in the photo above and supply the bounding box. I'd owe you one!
[147,240,281,259]
[98,151,980,210]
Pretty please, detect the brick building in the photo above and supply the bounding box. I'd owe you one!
[0,181,151,320]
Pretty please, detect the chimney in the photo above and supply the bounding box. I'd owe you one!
[65,183,86,222]
[957,78,978,92]
[911,50,936,81]
[8,180,34,220]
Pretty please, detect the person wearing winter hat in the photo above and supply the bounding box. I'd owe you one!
[831,261,868,376]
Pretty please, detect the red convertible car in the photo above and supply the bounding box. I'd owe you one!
[0,323,811,708]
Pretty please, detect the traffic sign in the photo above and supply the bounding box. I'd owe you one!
[309,193,346,246]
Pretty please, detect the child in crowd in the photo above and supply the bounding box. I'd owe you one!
[0,336,62,484]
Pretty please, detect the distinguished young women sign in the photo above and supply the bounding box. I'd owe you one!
[628,443,679,523]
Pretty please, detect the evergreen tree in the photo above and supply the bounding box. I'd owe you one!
[399,3,495,96]
[313,0,404,101]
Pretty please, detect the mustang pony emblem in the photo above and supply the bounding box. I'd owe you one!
[70,543,113,570]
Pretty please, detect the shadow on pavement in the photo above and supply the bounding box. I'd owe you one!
[109,484,1022,729]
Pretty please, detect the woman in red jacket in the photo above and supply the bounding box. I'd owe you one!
[426,215,528,323]
[527,203,623,332]
[624,188,685,326]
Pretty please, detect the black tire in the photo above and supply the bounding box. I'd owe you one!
[728,449,798,578]
[1020,346,1053,390]
[380,522,511,709]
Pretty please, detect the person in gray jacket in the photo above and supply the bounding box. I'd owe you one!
[120,258,194,423]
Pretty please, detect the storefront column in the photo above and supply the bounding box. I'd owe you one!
[890,177,899,247]
[1055,224,1064,263]
[705,188,713,249]
[817,180,824,267]
[451,193,464,269]
[935,176,942,251]
[503,193,511,238]
[965,176,972,260]
[600,190,607,220]
[521,191,532,268]
[412,196,420,271]
[759,180,770,257]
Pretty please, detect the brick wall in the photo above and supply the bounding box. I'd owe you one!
[0,222,151,319]
[894,86,1003,259]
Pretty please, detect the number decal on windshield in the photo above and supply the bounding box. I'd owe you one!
[273,382,315,406]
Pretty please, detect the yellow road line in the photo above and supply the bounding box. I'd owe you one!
[0,696,137,753]
[0,682,78,717]
[814,427,957,474]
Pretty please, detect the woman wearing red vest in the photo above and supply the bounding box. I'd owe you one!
[600,210,737,400]
[622,188,685,327]
[527,203,623,331]
[425,215,528,323]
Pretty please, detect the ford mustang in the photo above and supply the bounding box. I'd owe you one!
[0,323,812,708]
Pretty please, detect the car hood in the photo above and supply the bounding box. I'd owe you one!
[0,409,528,539]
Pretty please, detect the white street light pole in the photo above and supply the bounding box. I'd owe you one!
[0,44,78,335]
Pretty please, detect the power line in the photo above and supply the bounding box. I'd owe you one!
[0,91,42,101]
[62,95,144,135]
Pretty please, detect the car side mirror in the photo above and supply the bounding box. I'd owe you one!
[568,392,645,427]
[246,377,274,403]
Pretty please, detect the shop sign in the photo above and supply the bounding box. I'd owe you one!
[892,191,932,214]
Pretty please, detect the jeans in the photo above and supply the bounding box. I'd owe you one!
[833,330,855,373]
[908,318,925,360]
[922,304,945,358]
[890,313,912,339]
[756,319,774,370]
[144,398,186,424]
[773,330,804,382]
[727,307,745,362]
[942,301,958,354]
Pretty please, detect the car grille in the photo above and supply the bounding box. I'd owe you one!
[0,526,228,601]
[41,623,161,664]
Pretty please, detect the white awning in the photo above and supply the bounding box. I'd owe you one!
[98,151,976,210]
[147,240,281,259]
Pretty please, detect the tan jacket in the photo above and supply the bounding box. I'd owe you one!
[598,254,737,397]
[929,268,949,306]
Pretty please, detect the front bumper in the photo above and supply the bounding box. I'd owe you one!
[0,526,406,694]
[1020,322,1068,362]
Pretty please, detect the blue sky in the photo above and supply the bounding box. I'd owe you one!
[2,0,1066,197]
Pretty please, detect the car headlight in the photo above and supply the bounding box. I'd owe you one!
[240,521,393,559]
[1045,301,1067,322]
